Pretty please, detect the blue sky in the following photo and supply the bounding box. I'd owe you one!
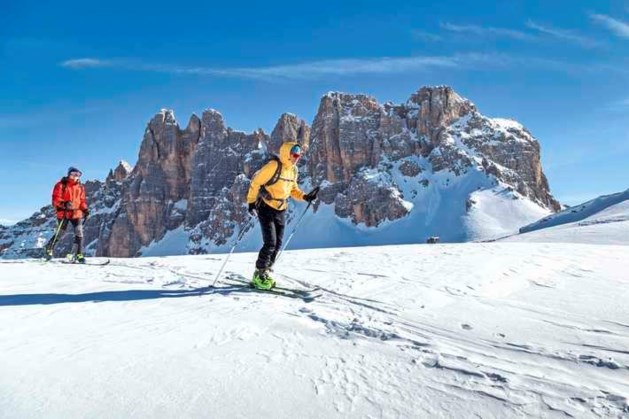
[1,0,628,224]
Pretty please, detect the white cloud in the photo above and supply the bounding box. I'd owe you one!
[61,55,467,80]
[590,13,629,39]
[59,52,625,81]
[525,20,602,48]
[61,58,113,69]
[440,22,537,41]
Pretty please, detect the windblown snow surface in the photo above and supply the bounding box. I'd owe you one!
[1,222,628,417]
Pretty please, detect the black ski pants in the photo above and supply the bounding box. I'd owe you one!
[46,218,84,254]
[255,200,286,270]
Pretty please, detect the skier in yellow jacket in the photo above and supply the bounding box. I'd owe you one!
[246,141,318,289]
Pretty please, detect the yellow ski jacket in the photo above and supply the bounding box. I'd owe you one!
[246,141,306,211]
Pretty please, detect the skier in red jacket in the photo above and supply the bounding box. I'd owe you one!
[44,167,90,262]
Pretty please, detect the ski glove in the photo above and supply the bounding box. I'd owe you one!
[303,187,320,203]
[63,201,74,210]
[248,202,258,217]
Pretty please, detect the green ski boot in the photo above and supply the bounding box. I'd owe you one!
[250,269,275,290]
[44,248,53,261]
[75,254,86,264]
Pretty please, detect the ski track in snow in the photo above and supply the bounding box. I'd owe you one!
[1,242,628,418]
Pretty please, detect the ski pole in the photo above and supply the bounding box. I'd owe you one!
[47,215,66,255]
[273,200,313,266]
[211,217,254,288]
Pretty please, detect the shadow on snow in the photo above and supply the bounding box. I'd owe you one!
[0,285,257,307]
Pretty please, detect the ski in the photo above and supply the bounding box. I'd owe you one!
[43,258,111,266]
[215,282,321,303]
[217,279,322,303]
[223,273,321,296]
[247,284,320,302]
[61,259,111,266]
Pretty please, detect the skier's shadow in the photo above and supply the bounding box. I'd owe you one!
[0,285,251,307]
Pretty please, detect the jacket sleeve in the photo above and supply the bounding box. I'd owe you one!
[80,185,88,211]
[52,182,64,209]
[290,168,305,201]
[246,161,278,204]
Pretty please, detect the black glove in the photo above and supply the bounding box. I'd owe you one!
[303,187,320,203]
[248,202,258,217]
[63,201,74,210]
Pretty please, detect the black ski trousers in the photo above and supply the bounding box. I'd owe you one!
[255,200,286,270]
[46,218,84,254]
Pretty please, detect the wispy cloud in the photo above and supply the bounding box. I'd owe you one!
[525,20,602,48]
[61,55,469,80]
[60,52,625,81]
[440,22,537,41]
[61,58,114,69]
[411,30,443,42]
[590,13,629,39]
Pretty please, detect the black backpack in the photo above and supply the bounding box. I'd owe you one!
[258,155,297,207]
[263,155,283,188]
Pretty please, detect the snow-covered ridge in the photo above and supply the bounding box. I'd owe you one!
[521,189,629,233]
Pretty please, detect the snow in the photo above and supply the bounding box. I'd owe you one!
[520,189,629,233]
[490,118,524,131]
[173,199,188,211]
[465,187,551,241]
[138,226,190,257]
[502,194,629,245]
[118,160,133,173]
[1,219,628,417]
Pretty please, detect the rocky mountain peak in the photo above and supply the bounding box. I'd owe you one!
[407,86,477,146]
[269,113,311,154]
[105,160,132,184]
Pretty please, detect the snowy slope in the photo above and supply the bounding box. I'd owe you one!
[520,189,629,233]
[2,240,628,417]
[501,190,629,245]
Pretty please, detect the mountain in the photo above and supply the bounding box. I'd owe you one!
[1,214,628,417]
[0,86,559,259]
[499,189,629,245]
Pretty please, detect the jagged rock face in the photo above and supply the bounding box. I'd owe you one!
[333,170,411,227]
[308,93,385,184]
[408,86,477,146]
[307,86,559,226]
[269,113,310,154]
[189,175,253,253]
[455,115,559,210]
[108,110,202,257]
[187,110,266,227]
[106,161,133,184]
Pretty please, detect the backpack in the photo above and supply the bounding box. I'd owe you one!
[263,155,283,188]
[258,155,297,207]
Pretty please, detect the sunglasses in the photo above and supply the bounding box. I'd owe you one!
[290,145,302,159]
[69,172,82,177]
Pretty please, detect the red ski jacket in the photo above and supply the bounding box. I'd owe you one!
[52,177,88,220]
